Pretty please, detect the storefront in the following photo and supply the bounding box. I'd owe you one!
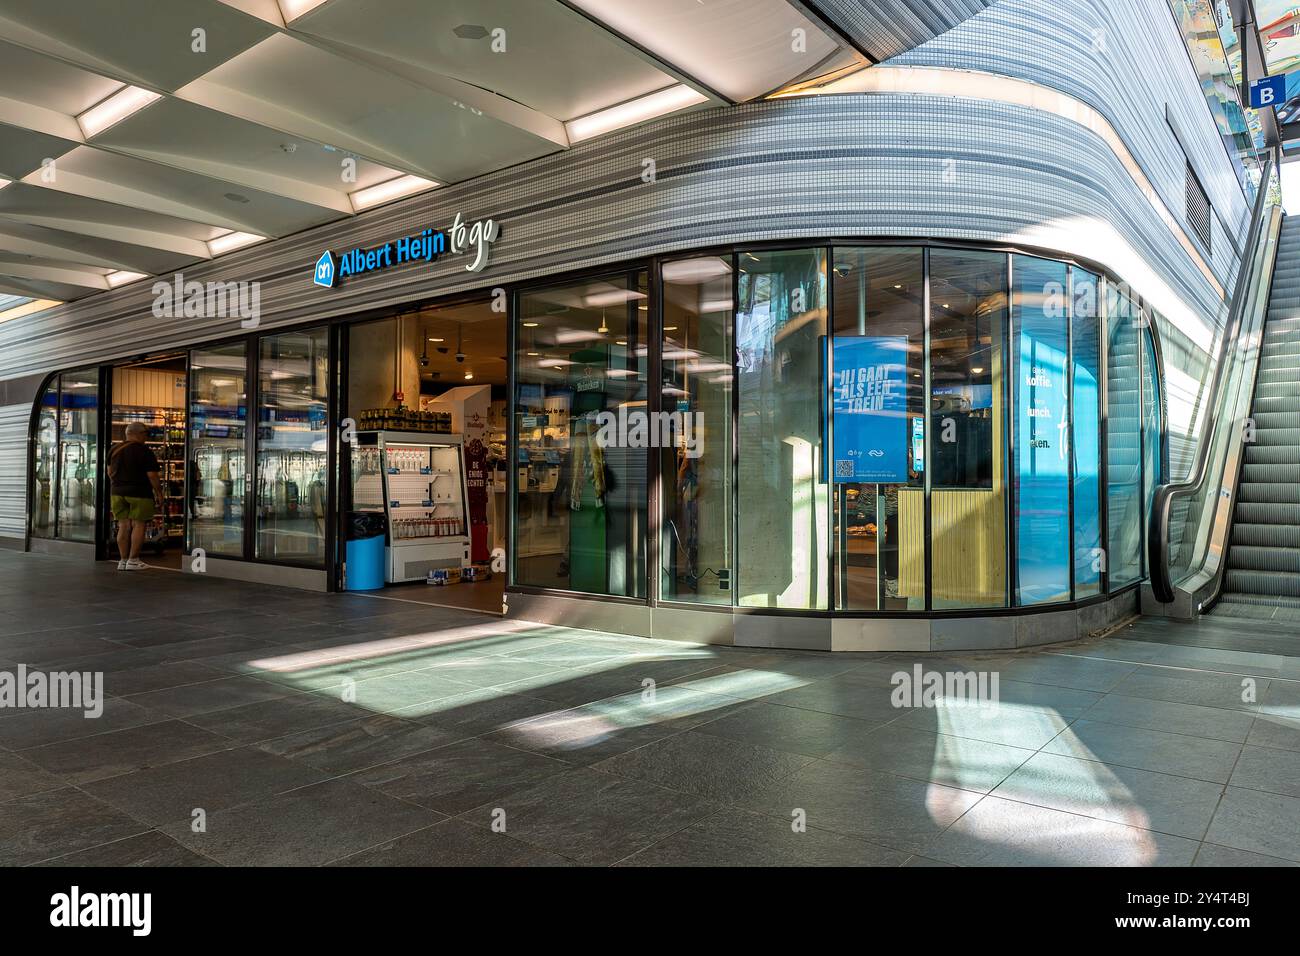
[24,231,1166,650]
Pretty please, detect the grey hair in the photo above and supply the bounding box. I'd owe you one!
[124,422,149,439]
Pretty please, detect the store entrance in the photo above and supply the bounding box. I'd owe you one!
[105,355,189,569]
[344,297,507,614]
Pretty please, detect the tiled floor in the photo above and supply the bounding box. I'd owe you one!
[2,550,1299,867]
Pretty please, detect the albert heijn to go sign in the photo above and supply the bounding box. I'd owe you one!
[313,212,499,288]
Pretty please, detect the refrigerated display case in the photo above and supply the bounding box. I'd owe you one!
[351,430,470,583]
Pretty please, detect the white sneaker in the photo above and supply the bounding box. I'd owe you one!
[117,559,128,570]
[123,558,149,570]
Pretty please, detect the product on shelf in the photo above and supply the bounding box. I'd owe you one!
[358,406,452,434]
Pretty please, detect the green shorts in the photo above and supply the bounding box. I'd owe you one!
[111,495,155,521]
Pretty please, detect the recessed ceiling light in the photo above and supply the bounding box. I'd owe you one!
[0,179,10,190]
[106,270,147,288]
[349,174,438,212]
[565,85,708,143]
[527,351,539,356]
[522,321,539,327]
[208,231,265,256]
[78,85,162,138]
[453,24,489,39]
[277,0,330,21]
[428,337,444,342]
[663,326,677,331]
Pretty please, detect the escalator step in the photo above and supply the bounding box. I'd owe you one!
[1224,568,1300,597]
[1231,522,1300,548]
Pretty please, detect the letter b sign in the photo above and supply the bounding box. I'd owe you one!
[1251,76,1286,109]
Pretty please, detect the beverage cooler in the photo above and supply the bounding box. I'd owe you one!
[350,431,470,583]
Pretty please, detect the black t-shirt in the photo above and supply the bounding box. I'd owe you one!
[109,441,160,498]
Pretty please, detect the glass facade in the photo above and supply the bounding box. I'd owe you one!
[1071,270,1103,598]
[255,328,329,566]
[30,380,59,539]
[513,271,649,597]
[1106,287,1144,587]
[190,342,248,557]
[56,370,100,543]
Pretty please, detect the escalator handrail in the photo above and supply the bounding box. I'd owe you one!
[1149,158,1276,604]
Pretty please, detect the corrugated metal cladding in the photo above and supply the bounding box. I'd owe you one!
[0,0,1254,537]
[804,0,996,61]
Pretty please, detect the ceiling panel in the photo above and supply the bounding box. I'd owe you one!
[292,0,678,121]
[39,146,349,237]
[0,37,122,114]
[0,218,197,273]
[179,32,564,182]
[0,0,275,91]
[0,122,76,180]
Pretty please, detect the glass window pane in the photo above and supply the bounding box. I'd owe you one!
[736,248,829,609]
[31,381,58,539]
[56,370,99,543]
[513,272,649,597]
[660,257,732,605]
[929,249,1008,609]
[1012,256,1071,605]
[1106,287,1143,587]
[256,328,329,565]
[1072,269,1103,598]
[831,247,925,610]
[1142,326,1163,576]
[191,343,248,557]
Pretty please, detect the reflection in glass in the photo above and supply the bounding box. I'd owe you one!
[831,247,925,610]
[1106,288,1143,586]
[1072,270,1103,598]
[256,328,329,565]
[1142,326,1164,575]
[31,381,58,539]
[736,248,829,609]
[929,250,1008,608]
[56,370,99,543]
[660,257,732,605]
[513,272,648,597]
[190,343,247,557]
[1012,256,1071,605]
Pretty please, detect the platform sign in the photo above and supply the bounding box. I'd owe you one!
[831,336,910,484]
[1250,74,1287,109]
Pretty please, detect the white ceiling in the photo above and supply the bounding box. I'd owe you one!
[0,0,865,305]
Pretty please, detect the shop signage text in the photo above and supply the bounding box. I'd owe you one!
[313,213,500,288]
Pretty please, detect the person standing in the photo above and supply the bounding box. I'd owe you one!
[108,422,164,570]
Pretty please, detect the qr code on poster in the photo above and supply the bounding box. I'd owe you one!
[835,460,854,478]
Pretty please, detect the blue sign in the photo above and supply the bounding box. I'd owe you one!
[831,336,910,484]
[1250,74,1286,109]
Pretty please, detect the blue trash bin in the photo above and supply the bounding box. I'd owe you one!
[345,511,387,591]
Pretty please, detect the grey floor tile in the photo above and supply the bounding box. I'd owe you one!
[760,677,906,724]
[1228,744,1300,799]
[822,724,1034,793]
[1044,719,1243,784]
[890,699,1074,750]
[83,745,328,826]
[331,819,571,866]
[1109,667,1260,712]
[103,661,228,696]
[126,675,295,717]
[257,714,464,775]
[0,696,165,751]
[0,788,148,866]
[486,686,748,766]
[1081,694,1256,744]
[185,695,361,744]
[732,758,980,855]
[619,808,910,867]
[1193,842,1300,867]
[411,688,570,738]
[353,737,572,814]
[1247,713,1300,752]
[991,752,1224,840]
[162,778,442,866]
[322,670,480,717]
[0,750,65,801]
[926,795,1199,866]
[692,701,876,757]
[1204,787,1300,863]
[998,655,1137,693]
[22,719,234,785]
[35,830,217,867]
[458,767,717,865]
[593,730,815,801]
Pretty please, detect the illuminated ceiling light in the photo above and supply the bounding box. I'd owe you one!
[106,270,147,288]
[0,297,59,322]
[971,367,984,374]
[615,340,626,345]
[565,85,708,143]
[78,86,162,138]
[584,289,647,308]
[0,179,9,190]
[527,351,539,356]
[464,371,474,380]
[663,326,677,331]
[428,336,444,342]
[522,321,539,327]
[208,231,265,256]
[349,174,438,212]
[276,0,330,21]
[894,284,902,289]
[662,258,732,282]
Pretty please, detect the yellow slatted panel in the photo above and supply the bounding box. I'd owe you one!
[897,486,924,597]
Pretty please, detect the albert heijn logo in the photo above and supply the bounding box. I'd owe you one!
[313,250,336,288]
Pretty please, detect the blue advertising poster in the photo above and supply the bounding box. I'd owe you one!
[832,336,910,484]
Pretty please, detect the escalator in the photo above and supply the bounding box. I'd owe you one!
[1214,215,1300,617]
